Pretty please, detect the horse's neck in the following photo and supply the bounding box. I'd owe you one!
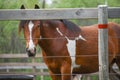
[39,20,67,56]
[39,20,60,54]
[40,20,64,37]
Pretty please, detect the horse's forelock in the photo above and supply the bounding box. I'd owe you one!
[18,20,28,35]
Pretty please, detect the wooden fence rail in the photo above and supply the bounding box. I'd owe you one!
[0,54,99,80]
[0,53,48,80]
[0,54,42,58]
[0,8,120,20]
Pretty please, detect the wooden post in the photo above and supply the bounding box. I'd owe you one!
[98,5,109,80]
[32,58,36,80]
[40,69,44,80]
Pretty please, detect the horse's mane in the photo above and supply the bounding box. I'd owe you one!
[59,20,81,38]
[19,20,29,28]
[60,20,81,32]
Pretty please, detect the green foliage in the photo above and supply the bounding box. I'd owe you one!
[36,76,52,80]
[0,0,40,9]
[51,0,120,8]
[49,0,120,25]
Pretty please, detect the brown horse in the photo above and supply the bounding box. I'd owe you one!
[18,5,119,80]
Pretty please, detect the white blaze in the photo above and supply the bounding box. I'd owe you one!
[28,21,35,50]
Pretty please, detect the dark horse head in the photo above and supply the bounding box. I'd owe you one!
[19,5,41,57]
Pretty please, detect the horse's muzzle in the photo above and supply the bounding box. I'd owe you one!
[26,48,36,57]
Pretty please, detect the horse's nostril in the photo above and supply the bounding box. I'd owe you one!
[26,48,36,57]
[30,49,35,54]
[26,48,35,53]
[26,48,28,52]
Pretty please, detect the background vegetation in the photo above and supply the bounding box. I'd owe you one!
[0,0,120,53]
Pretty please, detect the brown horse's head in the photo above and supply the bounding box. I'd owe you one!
[19,5,40,57]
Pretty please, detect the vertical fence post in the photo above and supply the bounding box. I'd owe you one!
[98,5,109,80]
[32,58,36,80]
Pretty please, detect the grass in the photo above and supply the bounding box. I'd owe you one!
[36,76,52,80]
[35,75,99,80]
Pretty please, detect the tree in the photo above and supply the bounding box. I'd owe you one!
[50,0,120,8]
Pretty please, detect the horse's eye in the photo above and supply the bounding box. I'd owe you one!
[37,25,39,27]
[38,24,40,27]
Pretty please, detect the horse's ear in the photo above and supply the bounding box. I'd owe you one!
[35,4,40,9]
[20,5,25,9]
